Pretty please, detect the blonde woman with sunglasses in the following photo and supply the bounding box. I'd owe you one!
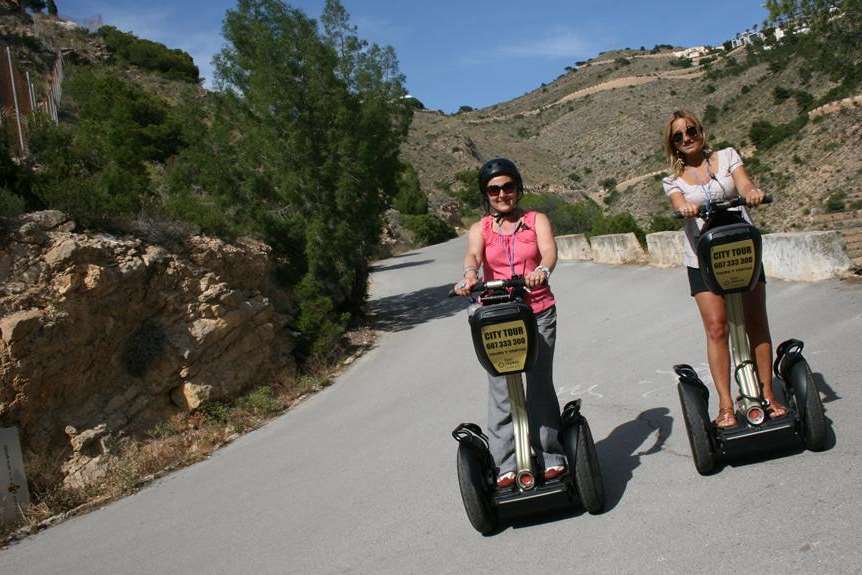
[661,110,787,428]
[453,158,566,489]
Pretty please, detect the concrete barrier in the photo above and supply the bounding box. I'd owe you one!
[556,230,851,281]
[646,231,685,267]
[762,231,851,281]
[590,233,647,265]
[557,234,592,261]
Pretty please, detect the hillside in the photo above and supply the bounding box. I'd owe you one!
[402,41,862,266]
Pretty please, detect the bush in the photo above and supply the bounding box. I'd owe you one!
[600,177,617,190]
[100,26,199,82]
[825,192,846,213]
[28,67,183,225]
[649,214,683,232]
[402,214,456,246]
[773,86,792,103]
[0,187,25,217]
[670,57,693,68]
[393,163,427,214]
[703,104,719,126]
[749,114,809,150]
[519,195,601,236]
[591,212,646,246]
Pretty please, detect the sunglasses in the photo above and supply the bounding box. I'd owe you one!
[672,125,701,144]
[486,181,518,197]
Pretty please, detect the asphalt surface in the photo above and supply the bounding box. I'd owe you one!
[2,236,861,574]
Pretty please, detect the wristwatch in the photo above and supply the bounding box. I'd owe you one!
[535,265,551,279]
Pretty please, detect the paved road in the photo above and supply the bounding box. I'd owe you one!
[2,237,861,574]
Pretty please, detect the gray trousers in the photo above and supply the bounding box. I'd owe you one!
[487,305,565,474]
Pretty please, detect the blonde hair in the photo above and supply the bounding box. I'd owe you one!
[662,110,709,177]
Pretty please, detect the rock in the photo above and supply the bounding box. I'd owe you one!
[20,210,71,231]
[170,382,212,411]
[0,308,44,344]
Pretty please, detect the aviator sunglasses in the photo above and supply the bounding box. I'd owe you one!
[486,181,518,196]
[672,125,701,144]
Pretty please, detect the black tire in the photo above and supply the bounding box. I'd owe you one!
[678,383,718,475]
[456,443,497,534]
[562,419,605,514]
[788,361,828,451]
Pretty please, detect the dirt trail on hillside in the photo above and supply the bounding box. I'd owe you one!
[810,94,862,118]
[466,69,705,125]
[617,169,668,191]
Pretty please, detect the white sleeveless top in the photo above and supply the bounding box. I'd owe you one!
[662,147,752,268]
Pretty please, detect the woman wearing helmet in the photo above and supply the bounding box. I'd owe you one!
[454,157,566,489]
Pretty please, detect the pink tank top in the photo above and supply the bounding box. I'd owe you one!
[481,211,555,314]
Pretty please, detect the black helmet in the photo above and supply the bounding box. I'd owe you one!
[478,157,523,212]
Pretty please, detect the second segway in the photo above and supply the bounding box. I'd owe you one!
[673,197,828,475]
[451,277,605,534]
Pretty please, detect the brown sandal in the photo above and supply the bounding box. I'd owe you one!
[713,407,737,429]
[765,399,788,418]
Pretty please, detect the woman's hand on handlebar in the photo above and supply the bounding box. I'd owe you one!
[742,187,767,206]
[677,200,700,218]
[524,268,547,289]
[454,272,479,296]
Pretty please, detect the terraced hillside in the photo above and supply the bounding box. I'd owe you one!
[402,46,862,267]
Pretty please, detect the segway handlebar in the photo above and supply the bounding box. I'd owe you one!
[448,277,527,298]
[672,195,773,220]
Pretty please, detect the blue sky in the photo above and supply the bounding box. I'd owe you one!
[56,1,770,113]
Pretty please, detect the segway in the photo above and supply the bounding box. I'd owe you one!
[673,196,828,475]
[450,277,605,534]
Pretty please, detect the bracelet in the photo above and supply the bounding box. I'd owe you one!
[534,265,551,279]
[463,266,478,278]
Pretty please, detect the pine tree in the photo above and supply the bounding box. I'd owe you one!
[215,0,412,357]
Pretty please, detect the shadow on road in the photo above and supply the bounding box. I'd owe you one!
[369,283,469,332]
[369,259,435,273]
[595,407,673,512]
[813,372,841,404]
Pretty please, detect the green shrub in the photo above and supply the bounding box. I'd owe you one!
[749,114,809,150]
[591,213,646,246]
[99,26,199,82]
[670,57,693,68]
[648,214,683,233]
[393,164,427,214]
[0,187,25,217]
[402,214,456,246]
[236,386,280,416]
[600,177,617,190]
[519,195,601,236]
[826,191,846,213]
[28,67,183,224]
[702,104,719,126]
[773,86,792,103]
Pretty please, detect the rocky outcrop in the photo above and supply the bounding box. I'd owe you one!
[0,212,295,487]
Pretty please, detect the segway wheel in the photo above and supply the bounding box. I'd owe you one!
[562,419,605,514]
[456,443,497,534]
[787,362,828,451]
[678,383,717,475]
